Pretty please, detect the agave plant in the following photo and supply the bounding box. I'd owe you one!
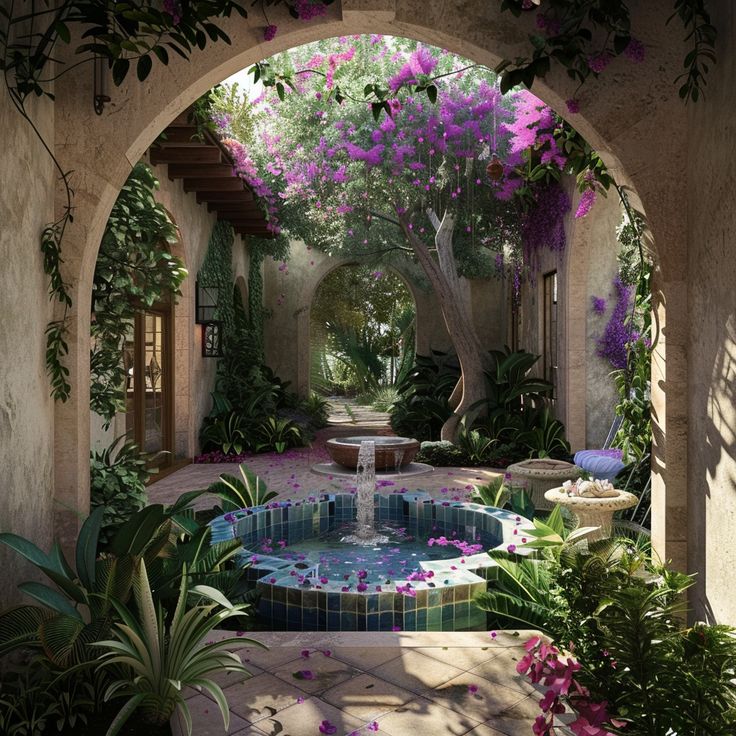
[255,416,303,454]
[96,560,261,736]
[200,411,249,455]
[207,463,278,511]
[0,506,164,668]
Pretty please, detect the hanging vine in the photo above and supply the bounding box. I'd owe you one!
[91,163,186,425]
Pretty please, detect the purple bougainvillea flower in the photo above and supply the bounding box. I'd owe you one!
[507,544,517,554]
[490,631,498,639]
[319,576,329,584]
[391,625,402,632]
[625,37,646,63]
[301,649,311,659]
[296,695,305,704]
[367,722,379,732]
[263,24,278,41]
[357,582,368,592]
[321,649,332,657]
[294,669,315,680]
[319,720,337,734]
[566,98,580,114]
[468,684,479,694]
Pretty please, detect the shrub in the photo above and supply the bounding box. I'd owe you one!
[90,436,151,546]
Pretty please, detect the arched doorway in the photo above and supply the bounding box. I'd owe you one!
[47,2,688,597]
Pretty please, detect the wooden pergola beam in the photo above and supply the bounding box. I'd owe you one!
[150,147,222,165]
[196,190,254,204]
[182,178,247,193]
[168,163,233,179]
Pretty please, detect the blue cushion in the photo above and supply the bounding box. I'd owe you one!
[574,450,625,482]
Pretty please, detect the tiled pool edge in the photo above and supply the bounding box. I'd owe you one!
[209,493,531,631]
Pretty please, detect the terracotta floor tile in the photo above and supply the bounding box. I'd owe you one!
[320,672,416,721]
[413,646,503,672]
[428,672,529,721]
[221,672,311,723]
[270,655,362,695]
[252,699,364,736]
[331,646,403,671]
[374,696,482,736]
[468,652,538,696]
[173,693,250,735]
[369,649,465,694]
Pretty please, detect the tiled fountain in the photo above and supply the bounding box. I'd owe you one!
[209,439,529,632]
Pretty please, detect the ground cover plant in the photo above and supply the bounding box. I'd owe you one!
[0,487,261,735]
[475,506,736,734]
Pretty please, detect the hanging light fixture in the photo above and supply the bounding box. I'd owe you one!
[93,55,111,115]
[486,153,505,181]
[201,321,224,358]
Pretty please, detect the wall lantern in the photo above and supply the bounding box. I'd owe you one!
[486,153,505,181]
[195,280,219,323]
[201,321,224,358]
[93,55,111,115]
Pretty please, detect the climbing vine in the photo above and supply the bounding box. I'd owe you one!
[91,163,186,425]
[0,0,717,400]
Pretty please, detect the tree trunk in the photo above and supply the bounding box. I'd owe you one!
[397,209,488,442]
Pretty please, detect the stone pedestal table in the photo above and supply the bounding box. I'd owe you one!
[544,488,639,541]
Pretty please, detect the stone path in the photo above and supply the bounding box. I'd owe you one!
[173,631,546,736]
[147,399,502,509]
[154,402,544,736]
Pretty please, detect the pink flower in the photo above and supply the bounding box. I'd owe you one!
[625,37,646,63]
[507,544,517,554]
[319,720,337,734]
[575,189,597,219]
[263,24,278,41]
[296,696,305,704]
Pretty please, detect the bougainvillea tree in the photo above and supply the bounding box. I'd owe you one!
[218,37,578,439]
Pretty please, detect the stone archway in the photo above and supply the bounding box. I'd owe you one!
[48,0,689,585]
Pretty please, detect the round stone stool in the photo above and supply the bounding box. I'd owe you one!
[505,458,582,510]
[544,488,638,541]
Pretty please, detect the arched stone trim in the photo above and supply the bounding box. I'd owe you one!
[47,1,688,584]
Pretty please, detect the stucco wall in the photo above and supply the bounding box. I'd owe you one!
[262,240,505,395]
[0,86,57,605]
[89,161,251,460]
[512,179,621,451]
[686,0,736,623]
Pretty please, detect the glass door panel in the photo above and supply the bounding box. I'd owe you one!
[143,313,165,454]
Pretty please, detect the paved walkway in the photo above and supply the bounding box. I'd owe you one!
[148,399,502,509]
[173,631,545,736]
[155,402,542,736]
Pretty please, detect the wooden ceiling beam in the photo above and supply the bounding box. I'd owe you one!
[207,202,262,214]
[182,178,246,193]
[150,147,222,165]
[196,190,254,204]
[155,127,205,144]
[168,163,233,179]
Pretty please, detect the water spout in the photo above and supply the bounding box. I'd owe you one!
[356,440,376,537]
[341,439,388,545]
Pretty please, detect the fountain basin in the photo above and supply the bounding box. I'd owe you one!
[325,435,419,470]
[209,493,531,632]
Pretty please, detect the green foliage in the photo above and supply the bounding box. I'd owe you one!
[390,351,459,441]
[415,440,464,466]
[515,406,571,459]
[207,464,278,510]
[299,392,330,428]
[91,163,186,425]
[90,436,151,546]
[365,385,400,413]
[475,511,736,735]
[456,422,496,464]
[255,416,304,454]
[0,667,63,735]
[200,411,249,456]
[95,560,259,735]
[311,266,416,393]
[470,476,535,520]
[496,0,715,105]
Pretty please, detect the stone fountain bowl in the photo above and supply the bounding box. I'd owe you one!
[325,435,420,470]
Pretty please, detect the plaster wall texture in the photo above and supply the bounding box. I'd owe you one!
[263,240,464,395]
[0,85,57,605]
[686,0,736,623]
[0,1,707,614]
[88,163,251,461]
[512,180,620,451]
